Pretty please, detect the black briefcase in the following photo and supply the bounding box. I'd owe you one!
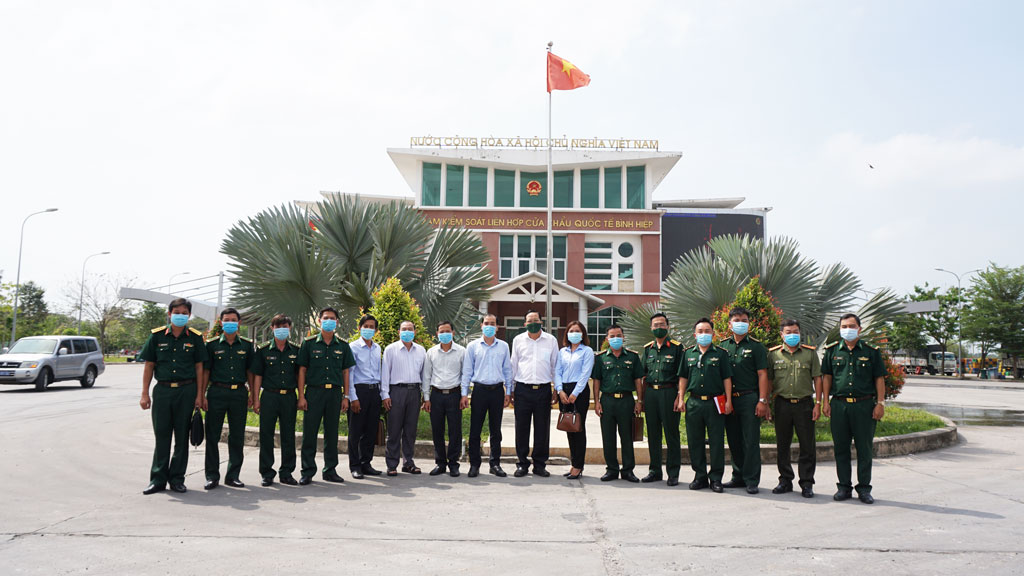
[190,408,205,447]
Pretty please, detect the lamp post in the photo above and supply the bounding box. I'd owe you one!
[77,251,111,334]
[10,208,58,346]
[935,268,981,379]
[167,271,191,295]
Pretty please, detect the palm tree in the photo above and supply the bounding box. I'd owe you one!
[221,195,493,335]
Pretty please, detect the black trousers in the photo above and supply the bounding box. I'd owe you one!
[773,396,816,487]
[430,389,462,467]
[559,387,590,469]
[468,384,505,468]
[347,384,382,471]
[514,382,552,469]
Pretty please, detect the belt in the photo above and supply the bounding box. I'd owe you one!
[691,395,716,401]
[732,389,756,397]
[648,383,675,390]
[516,382,551,390]
[307,383,338,389]
[263,388,296,395]
[431,386,459,395]
[391,382,419,388]
[210,382,246,390]
[779,395,812,404]
[157,379,195,388]
[832,395,876,403]
[606,392,632,399]
[355,383,380,389]
[473,382,503,389]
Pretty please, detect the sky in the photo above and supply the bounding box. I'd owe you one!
[1,0,1021,312]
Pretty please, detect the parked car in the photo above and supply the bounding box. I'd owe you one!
[0,336,106,391]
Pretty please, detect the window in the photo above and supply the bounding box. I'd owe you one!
[445,164,464,206]
[58,340,72,355]
[422,163,441,206]
[86,340,98,352]
[618,263,634,279]
[554,170,573,208]
[626,165,645,209]
[587,306,623,350]
[580,168,599,208]
[494,169,515,207]
[618,242,634,258]
[584,238,639,292]
[604,167,622,209]
[520,171,547,208]
[498,234,567,281]
[499,235,513,280]
[72,339,88,354]
[468,166,487,207]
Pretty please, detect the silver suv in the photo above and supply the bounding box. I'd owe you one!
[0,336,106,391]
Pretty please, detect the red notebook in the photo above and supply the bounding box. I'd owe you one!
[714,394,728,414]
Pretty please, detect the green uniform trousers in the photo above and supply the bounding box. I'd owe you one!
[644,387,681,479]
[600,396,636,474]
[724,393,762,487]
[150,382,196,486]
[259,389,297,480]
[685,397,726,482]
[301,386,343,478]
[205,385,248,482]
[830,398,876,494]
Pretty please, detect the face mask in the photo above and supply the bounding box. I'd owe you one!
[695,333,713,347]
[652,328,668,339]
[567,332,583,344]
[400,330,415,343]
[731,321,749,336]
[438,333,453,344]
[170,314,188,327]
[221,321,239,335]
[526,322,542,334]
[273,327,290,341]
[607,336,624,350]
[840,327,859,342]
[783,333,801,347]
[360,327,376,341]
[482,325,497,338]
[321,319,337,333]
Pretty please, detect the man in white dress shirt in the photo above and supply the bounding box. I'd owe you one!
[381,320,427,476]
[422,320,467,477]
[510,310,559,478]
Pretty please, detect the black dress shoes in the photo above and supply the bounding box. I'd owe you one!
[859,492,875,504]
[533,467,550,478]
[142,483,166,495]
[746,486,759,494]
[710,480,724,493]
[298,476,312,486]
[490,465,508,477]
[322,472,345,483]
[622,472,640,483]
[225,479,245,488]
[449,466,460,478]
[721,479,745,489]
[204,480,218,490]
[772,482,793,494]
[667,477,679,487]
[429,465,446,476]
[801,485,814,498]
[361,465,383,476]
[169,483,187,493]
[600,472,618,482]
[640,473,662,483]
[562,471,571,477]
[833,488,853,501]
[688,478,709,490]
[350,469,365,480]
[280,476,298,486]
[468,466,480,478]
[261,478,274,487]
[513,467,528,478]
[567,471,582,480]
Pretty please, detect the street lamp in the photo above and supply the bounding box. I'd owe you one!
[167,271,191,295]
[77,251,111,334]
[935,267,981,379]
[10,208,58,346]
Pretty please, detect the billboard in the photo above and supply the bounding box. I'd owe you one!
[660,211,766,280]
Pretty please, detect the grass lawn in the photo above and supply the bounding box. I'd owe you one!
[245,407,487,442]
[102,355,135,364]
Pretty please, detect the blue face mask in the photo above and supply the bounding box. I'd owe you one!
[360,327,376,341]
[438,332,453,344]
[273,327,290,341]
[321,319,337,333]
[221,321,239,335]
[400,330,415,343]
[482,325,497,338]
[607,336,624,350]
[695,333,713,347]
[783,333,802,348]
[731,321,749,336]
[567,332,583,345]
[840,327,859,342]
[170,314,188,327]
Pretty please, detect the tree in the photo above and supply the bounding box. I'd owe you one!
[710,277,783,347]
[359,278,433,349]
[887,313,928,356]
[66,274,135,354]
[965,265,1024,378]
[14,281,49,337]
[910,284,961,375]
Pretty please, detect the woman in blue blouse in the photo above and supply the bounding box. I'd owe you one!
[554,321,595,480]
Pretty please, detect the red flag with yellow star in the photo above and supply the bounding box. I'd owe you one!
[547,52,590,92]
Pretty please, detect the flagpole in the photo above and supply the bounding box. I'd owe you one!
[545,41,554,334]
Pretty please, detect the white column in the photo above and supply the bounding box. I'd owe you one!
[578,297,588,324]
[480,301,489,315]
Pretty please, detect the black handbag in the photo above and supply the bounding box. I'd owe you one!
[190,408,205,447]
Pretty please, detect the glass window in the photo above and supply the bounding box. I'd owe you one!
[554,170,573,208]
[585,242,612,249]
[86,340,98,352]
[580,168,599,208]
[618,242,634,258]
[585,262,611,269]
[627,165,645,209]
[584,251,612,259]
[445,164,464,206]
[587,306,622,349]
[494,169,515,207]
[520,171,547,208]
[72,339,88,354]
[535,235,547,260]
[555,261,565,280]
[499,235,513,258]
[604,167,622,209]
[468,166,487,207]
[500,260,512,280]
[518,260,530,275]
[584,273,612,280]
[553,236,567,259]
[618,263,634,279]
[422,163,441,206]
[517,235,531,258]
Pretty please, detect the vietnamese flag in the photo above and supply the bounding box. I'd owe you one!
[547,52,590,92]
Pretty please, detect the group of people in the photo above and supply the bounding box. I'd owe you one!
[139,298,886,504]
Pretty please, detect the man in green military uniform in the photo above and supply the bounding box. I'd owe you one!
[766,319,822,498]
[252,314,300,487]
[139,298,208,495]
[640,313,683,486]
[203,307,254,489]
[297,306,356,485]
[592,324,644,483]
[676,317,734,493]
[719,307,769,494]
[821,313,886,504]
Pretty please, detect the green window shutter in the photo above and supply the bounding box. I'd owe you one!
[626,165,645,209]
[520,172,547,208]
[468,167,487,207]
[553,236,567,259]
[604,167,622,209]
[445,164,464,207]
[422,163,441,206]
[580,169,599,208]
[554,170,573,208]
[499,235,513,258]
[494,169,515,207]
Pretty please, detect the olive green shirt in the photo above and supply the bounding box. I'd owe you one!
[641,339,683,385]
[767,344,821,399]
[205,334,254,384]
[719,336,768,392]
[591,348,643,395]
[251,341,301,390]
[140,325,209,382]
[296,333,356,387]
[678,345,733,396]
[821,339,885,398]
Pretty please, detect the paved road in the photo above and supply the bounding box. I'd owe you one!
[1,368,1022,574]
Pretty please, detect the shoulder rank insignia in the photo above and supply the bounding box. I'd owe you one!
[670,339,681,346]
[801,344,816,350]
[768,344,783,351]
[644,341,655,348]
[824,341,838,348]
[189,327,203,337]
[748,336,760,343]
[151,325,166,333]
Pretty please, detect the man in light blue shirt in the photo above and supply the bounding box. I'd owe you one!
[381,320,427,475]
[461,314,513,478]
[348,314,383,479]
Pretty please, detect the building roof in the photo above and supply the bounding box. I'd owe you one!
[488,271,605,307]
